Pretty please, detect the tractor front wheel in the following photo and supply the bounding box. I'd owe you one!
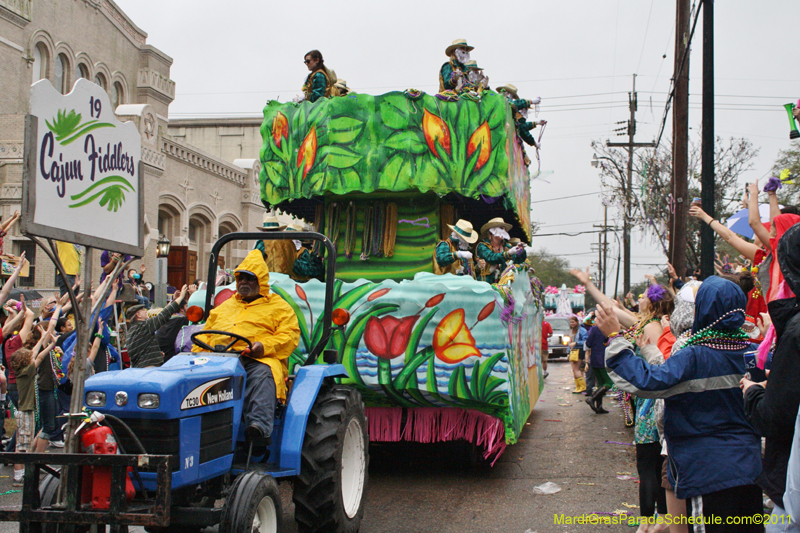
[220,471,283,533]
[293,382,368,533]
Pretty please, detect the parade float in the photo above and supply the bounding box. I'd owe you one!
[257,90,543,461]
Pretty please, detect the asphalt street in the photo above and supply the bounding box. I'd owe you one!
[0,359,640,532]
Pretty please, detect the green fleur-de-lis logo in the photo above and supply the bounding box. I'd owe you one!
[68,176,134,212]
[45,108,115,146]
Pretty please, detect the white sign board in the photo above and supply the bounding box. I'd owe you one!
[21,78,144,256]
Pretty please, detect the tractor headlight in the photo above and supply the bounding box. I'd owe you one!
[86,391,106,407]
[115,391,128,406]
[138,393,160,409]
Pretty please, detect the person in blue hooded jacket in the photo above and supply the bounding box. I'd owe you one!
[595,276,763,532]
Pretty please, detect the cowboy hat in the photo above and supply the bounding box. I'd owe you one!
[509,237,522,245]
[464,60,483,70]
[447,219,479,244]
[445,39,475,57]
[496,84,519,99]
[481,217,513,236]
[258,213,287,231]
[125,304,146,320]
[286,222,306,232]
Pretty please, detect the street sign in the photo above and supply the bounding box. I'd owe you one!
[21,78,144,256]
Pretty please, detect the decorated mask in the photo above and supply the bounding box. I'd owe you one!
[455,49,470,64]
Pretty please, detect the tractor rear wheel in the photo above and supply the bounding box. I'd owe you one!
[292,382,368,533]
[220,471,283,533]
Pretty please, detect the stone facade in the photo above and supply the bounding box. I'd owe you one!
[0,0,265,294]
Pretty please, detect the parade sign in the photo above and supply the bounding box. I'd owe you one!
[21,79,144,256]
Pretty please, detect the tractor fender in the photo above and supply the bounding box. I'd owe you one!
[279,364,348,472]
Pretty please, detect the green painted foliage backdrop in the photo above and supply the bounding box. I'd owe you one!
[259,92,530,230]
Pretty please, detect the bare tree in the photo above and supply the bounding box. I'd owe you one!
[591,136,759,273]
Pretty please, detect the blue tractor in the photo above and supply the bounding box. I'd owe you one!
[10,232,368,533]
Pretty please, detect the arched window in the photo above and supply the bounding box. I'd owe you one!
[94,72,106,90]
[54,54,69,94]
[31,43,47,84]
[75,63,88,81]
[111,81,124,108]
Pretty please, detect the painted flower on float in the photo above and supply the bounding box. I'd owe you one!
[297,126,317,179]
[573,285,586,294]
[272,112,288,147]
[422,109,451,157]
[433,309,481,364]
[544,286,559,295]
[467,121,491,170]
[364,315,420,360]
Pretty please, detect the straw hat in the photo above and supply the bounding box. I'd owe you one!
[445,39,474,57]
[258,213,287,231]
[481,217,513,236]
[286,222,306,232]
[334,78,348,91]
[496,84,519,99]
[508,237,522,245]
[464,60,483,70]
[447,219,479,244]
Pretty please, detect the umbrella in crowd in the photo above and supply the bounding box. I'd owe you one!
[7,288,43,301]
[725,204,775,239]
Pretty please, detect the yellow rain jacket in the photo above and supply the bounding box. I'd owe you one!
[193,250,300,401]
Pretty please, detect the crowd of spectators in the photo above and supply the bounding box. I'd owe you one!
[567,178,800,532]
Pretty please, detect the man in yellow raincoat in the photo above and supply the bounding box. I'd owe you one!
[193,249,300,443]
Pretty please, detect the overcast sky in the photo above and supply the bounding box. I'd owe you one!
[117,0,800,293]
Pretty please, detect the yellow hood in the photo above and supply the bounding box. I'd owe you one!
[234,249,271,299]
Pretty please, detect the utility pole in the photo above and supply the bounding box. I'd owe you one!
[603,204,608,294]
[671,0,691,280]
[700,0,715,279]
[592,203,611,295]
[607,74,656,295]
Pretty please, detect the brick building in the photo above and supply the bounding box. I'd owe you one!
[0,0,266,295]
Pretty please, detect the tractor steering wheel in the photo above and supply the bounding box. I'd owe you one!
[191,330,254,355]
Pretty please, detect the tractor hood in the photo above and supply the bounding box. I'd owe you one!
[84,354,246,419]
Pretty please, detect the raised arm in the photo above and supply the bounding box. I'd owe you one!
[689,205,759,261]
[747,182,772,252]
[0,211,20,233]
[2,306,23,338]
[17,298,35,344]
[103,278,119,309]
[0,251,26,305]
[568,267,638,327]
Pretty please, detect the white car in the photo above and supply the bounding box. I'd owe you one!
[545,316,572,358]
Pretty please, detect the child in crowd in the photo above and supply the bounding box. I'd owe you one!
[11,326,55,486]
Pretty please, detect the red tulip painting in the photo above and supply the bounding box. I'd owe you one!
[364,315,420,360]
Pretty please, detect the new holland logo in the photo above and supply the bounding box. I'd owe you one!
[181,377,235,410]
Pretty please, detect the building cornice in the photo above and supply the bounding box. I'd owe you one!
[161,137,247,187]
[168,117,263,128]
[0,0,30,27]
[98,0,146,46]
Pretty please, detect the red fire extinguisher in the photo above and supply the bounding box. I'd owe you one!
[76,412,135,510]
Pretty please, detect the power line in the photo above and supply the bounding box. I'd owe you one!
[530,192,601,204]
[653,0,704,149]
[533,229,607,237]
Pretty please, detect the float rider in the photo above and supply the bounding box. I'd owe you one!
[254,213,297,276]
[301,49,334,103]
[463,60,490,93]
[433,219,478,278]
[193,249,300,444]
[439,39,473,93]
[285,222,325,282]
[475,217,528,284]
